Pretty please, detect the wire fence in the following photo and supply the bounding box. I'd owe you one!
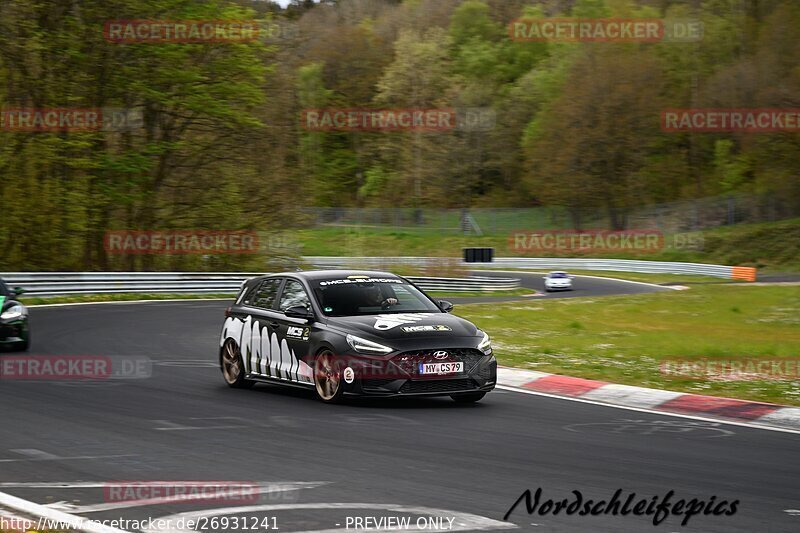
[301,193,796,236]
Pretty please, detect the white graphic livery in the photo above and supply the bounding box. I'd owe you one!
[372,313,431,331]
[220,316,313,383]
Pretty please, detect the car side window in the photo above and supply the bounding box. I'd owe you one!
[279,279,310,312]
[245,279,281,310]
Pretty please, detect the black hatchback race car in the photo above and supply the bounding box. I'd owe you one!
[0,278,29,351]
[219,270,496,403]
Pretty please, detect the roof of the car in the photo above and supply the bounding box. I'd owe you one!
[264,270,402,281]
[548,271,569,275]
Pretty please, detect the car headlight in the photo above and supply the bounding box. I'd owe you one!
[477,330,492,353]
[1,305,24,320]
[346,334,394,354]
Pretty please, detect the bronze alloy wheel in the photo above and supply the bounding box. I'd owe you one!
[221,339,253,389]
[314,350,344,402]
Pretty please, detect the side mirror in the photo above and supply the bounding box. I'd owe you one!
[13,287,25,298]
[285,304,313,320]
[438,300,454,313]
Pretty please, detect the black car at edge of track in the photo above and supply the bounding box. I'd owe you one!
[0,278,29,352]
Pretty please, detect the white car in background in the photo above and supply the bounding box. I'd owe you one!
[543,271,573,292]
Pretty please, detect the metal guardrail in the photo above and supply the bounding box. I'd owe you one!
[303,256,749,279]
[0,272,520,296]
[0,255,754,298]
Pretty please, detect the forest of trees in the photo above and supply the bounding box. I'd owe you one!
[1,0,798,270]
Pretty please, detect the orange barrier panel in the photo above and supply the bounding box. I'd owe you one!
[731,266,757,282]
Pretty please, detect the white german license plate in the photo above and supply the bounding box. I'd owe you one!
[419,362,464,375]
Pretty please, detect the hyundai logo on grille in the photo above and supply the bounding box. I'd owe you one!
[433,351,449,360]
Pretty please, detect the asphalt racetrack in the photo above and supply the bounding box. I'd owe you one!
[451,271,670,304]
[0,276,797,533]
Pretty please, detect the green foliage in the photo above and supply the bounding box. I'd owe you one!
[1,0,798,270]
[713,140,751,192]
[0,0,276,271]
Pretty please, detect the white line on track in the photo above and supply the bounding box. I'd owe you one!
[497,384,800,436]
[0,454,137,464]
[569,273,683,289]
[0,490,127,533]
[9,449,59,460]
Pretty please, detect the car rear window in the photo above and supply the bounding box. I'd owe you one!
[244,278,282,309]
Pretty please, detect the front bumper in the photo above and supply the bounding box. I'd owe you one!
[545,283,572,291]
[342,350,497,397]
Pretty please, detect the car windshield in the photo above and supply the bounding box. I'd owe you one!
[549,273,569,279]
[311,278,440,317]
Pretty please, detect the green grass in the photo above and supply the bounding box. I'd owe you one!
[455,284,800,406]
[296,227,471,257]
[295,218,800,272]
[22,293,236,306]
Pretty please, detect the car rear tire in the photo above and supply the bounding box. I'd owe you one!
[450,392,486,403]
[221,339,254,389]
[314,350,345,403]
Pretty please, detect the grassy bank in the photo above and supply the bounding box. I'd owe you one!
[455,284,800,406]
[295,218,800,272]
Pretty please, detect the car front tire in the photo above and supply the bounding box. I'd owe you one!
[314,349,345,403]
